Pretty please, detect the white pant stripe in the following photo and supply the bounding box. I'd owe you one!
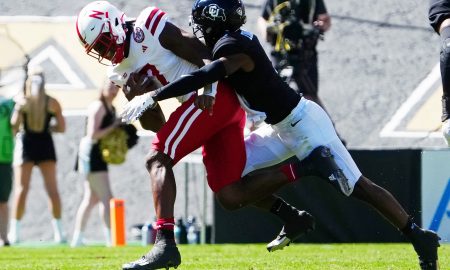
[164,104,196,155]
[169,108,202,159]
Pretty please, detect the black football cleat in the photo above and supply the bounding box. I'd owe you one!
[122,242,181,270]
[267,210,315,252]
[409,227,440,270]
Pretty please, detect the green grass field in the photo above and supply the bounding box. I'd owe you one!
[0,243,448,270]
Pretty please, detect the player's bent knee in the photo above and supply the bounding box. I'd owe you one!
[145,149,173,171]
[215,186,245,211]
[216,197,242,211]
[308,146,353,196]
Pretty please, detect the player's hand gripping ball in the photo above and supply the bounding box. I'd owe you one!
[123,72,158,100]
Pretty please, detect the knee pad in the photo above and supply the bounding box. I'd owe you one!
[307,146,353,196]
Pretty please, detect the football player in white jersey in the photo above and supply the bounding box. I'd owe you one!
[76,2,317,269]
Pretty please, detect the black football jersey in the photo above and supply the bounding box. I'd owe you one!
[212,29,301,124]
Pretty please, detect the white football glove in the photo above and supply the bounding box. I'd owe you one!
[120,92,157,124]
[442,119,450,147]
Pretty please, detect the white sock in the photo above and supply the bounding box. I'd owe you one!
[71,230,84,247]
[52,219,66,243]
[8,219,20,244]
[103,226,111,247]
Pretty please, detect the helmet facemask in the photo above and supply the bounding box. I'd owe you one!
[86,29,124,65]
[189,15,204,42]
[190,16,224,48]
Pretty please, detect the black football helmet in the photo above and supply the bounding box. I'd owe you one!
[191,0,246,47]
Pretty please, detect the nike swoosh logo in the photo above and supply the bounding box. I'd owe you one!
[290,119,302,127]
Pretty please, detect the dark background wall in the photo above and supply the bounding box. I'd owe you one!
[213,150,422,243]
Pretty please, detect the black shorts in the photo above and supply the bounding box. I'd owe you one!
[14,132,56,165]
[429,0,450,33]
[74,143,107,173]
[293,52,319,96]
[88,144,107,172]
[0,163,13,202]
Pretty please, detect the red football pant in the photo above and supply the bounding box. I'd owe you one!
[152,82,246,192]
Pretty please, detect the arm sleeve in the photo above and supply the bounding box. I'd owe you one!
[153,60,227,101]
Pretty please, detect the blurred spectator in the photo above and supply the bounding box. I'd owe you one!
[429,0,450,146]
[8,67,66,244]
[257,0,345,143]
[258,0,331,107]
[0,94,15,246]
[71,80,122,247]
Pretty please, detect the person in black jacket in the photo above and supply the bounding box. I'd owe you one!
[257,0,345,143]
[429,0,450,146]
[258,0,331,115]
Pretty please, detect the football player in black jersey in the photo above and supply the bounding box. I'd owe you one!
[121,0,440,269]
[429,0,450,146]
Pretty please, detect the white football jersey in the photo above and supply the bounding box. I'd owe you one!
[108,7,198,103]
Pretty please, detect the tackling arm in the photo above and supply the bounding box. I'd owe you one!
[153,59,227,101]
[120,54,253,123]
[153,53,253,101]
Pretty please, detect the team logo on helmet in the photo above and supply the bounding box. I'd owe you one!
[133,27,145,43]
[236,7,243,16]
[89,10,105,20]
[202,4,226,21]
